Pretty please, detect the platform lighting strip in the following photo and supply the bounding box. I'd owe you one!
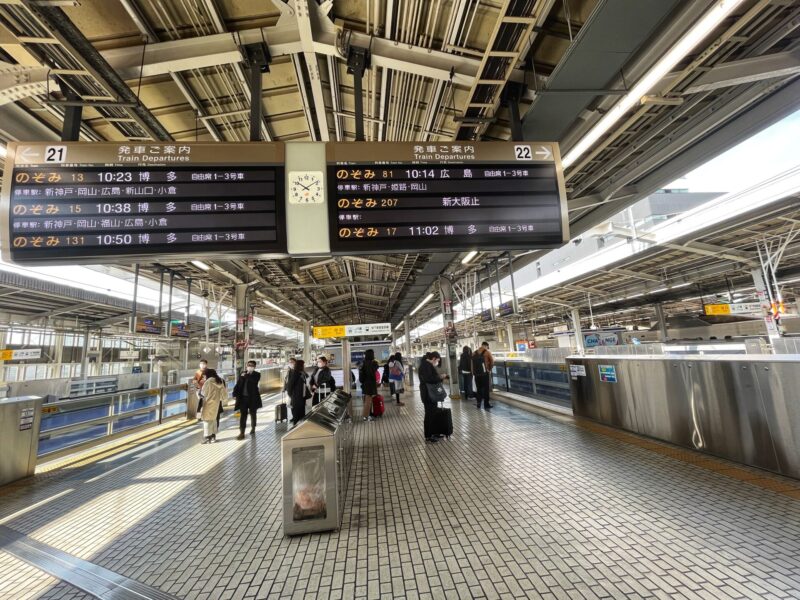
[394,320,405,330]
[562,0,746,169]
[409,293,434,316]
[190,260,210,271]
[0,144,6,160]
[461,250,478,264]
[263,299,301,322]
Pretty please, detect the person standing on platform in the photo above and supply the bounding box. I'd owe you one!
[419,351,448,443]
[459,346,474,401]
[387,352,405,405]
[473,341,495,409]
[283,357,296,393]
[199,369,226,444]
[193,359,208,422]
[287,359,309,426]
[310,356,335,405]
[233,360,261,440]
[359,349,379,421]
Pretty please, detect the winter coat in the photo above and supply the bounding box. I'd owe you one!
[310,366,335,394]
[233,370,262,411]
[418,360,441,405]
[286,369,308,406]
[359,360,379,396]
[200,379,226,421]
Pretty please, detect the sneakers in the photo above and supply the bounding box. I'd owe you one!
[397,402,405,406]
[250,429,256,437]
[236,432,245,440]
[201,437,211,445]
[426,436,440,443]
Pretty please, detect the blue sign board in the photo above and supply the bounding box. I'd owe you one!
[598,365,617,383]
[480,309,494,322]
[350,351,365,364]
[498,301,515,317]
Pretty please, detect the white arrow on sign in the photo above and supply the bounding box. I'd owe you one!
[535,146,552,160]
[19,147,41,162]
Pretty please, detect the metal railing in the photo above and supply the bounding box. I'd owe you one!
[38,383,189,459]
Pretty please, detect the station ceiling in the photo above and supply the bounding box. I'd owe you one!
[0,0,798,335]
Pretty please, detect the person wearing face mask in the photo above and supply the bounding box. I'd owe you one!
[283,357,296,393]
[193,359,208,422]
[310,356,335,406]
[233,360,262,440]
[419,351,449,443]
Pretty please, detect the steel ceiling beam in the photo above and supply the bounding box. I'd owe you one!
[21,1,171,141]
[680,49,800,95]
[296,0,330,141]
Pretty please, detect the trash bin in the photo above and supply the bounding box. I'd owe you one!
[0,396,44,486]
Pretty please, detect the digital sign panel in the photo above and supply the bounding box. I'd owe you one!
[326,142,568,253]
[1,142,285,264]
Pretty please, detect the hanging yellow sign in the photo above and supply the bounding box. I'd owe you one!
[313,325,346,338]
[703,304,732,316]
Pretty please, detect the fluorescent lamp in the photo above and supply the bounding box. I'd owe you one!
[649,287,669,294]
[669,282,691,289]
[394,320,405,331]
[461,250,478,264]
[263,299,301,322]
[409,293,434,316]
[190,260,210,271]
[0,144,6,160]
[562,0,746,168]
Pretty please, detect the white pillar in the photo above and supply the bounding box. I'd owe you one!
[654,303,668,342]
[506,322,515,352]
[571,309,585,355]
[302,319,312,364]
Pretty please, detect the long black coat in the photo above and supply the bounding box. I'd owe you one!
[418,359,441,405]
[233,370,262,411]
[286,369,308,406]
[359,360,379,396]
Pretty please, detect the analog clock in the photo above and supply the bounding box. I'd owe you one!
[288,171,324,204]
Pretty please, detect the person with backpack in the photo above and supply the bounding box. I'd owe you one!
[286,359,310,426]
[199,369,226,444]
[458,346,474,401]
[310,356,335,405]
[387,352,405,405]
[358,349,379,421]
[473,341,495,409]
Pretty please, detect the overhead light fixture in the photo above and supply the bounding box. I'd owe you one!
[190,260,210,271]
[0,144,6,160]
[669,282,692,289]
[649,287,669,294]
[394,320,405,331]
[409,293,434,316]
[562,0,746,169]
[263,299,301,322]
[461,250,478,264]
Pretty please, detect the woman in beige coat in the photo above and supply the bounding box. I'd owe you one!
[200,369,226,444]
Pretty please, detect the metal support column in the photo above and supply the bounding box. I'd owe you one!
[506,252,519,314]
[654,303,668,342]
[751,267,781,340]
[506,322,515,353]
[166,272,175,338]
[234,283,249,373]
[157,270,164,328]
[80,329,89,378]
[60,85,82,142]
[571,309,585,355]
[302,319,311,364]
[438,277,460,399]
[129,263,139,334]
[405,319,415,387]
[505,82,524,142]
[184,278,192,369]
[347,46,371,141]
[342,339,352,394]
[244,42,271,142]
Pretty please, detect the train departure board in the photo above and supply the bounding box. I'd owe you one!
[1,142,285,264]
[326,142,568,253]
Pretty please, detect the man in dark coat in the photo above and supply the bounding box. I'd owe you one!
[234,360,262,440]
[419,351,448,443]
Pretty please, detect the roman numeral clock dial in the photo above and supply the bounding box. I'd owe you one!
[288,171,324,204]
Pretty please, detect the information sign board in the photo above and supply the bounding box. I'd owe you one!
[135,317,162,335]
[313,323,391,338]
[0,348,42,360]
[326,142,568,253]
[599,365,618,383]
[313,325,346,339]
[704,302,763,316]
[1,142,286,264]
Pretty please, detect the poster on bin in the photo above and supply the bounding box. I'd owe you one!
[292,446,327,522]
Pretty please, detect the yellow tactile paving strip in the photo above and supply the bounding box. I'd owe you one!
[573,416,800,500]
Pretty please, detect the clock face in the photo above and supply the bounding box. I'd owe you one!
[289,171,324,204]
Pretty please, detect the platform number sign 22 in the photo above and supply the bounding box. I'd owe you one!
[514,145,531,160]
[45,145,67,163]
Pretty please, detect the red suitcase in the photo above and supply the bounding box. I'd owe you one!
[371,394,385,417]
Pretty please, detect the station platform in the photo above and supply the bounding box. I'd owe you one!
[1,391,800,600]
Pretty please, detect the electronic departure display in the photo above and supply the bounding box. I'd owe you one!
[326,142,568,253]
[1,142,285,264]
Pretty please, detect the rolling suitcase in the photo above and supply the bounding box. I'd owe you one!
[371,394,385,417]
[434,401,453,438]
[275,392,288,423]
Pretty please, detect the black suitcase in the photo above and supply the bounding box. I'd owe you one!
[433,402,453,438]
[275,393,288,423]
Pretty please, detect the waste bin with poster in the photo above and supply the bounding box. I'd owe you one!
[281,390,353,535]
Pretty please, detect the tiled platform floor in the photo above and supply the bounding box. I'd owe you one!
[1,391,800,599]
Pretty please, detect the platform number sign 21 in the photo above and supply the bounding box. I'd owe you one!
[514,145,531,160]
[45,145,67,163]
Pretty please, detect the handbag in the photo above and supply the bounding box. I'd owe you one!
[425,382,447,403]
